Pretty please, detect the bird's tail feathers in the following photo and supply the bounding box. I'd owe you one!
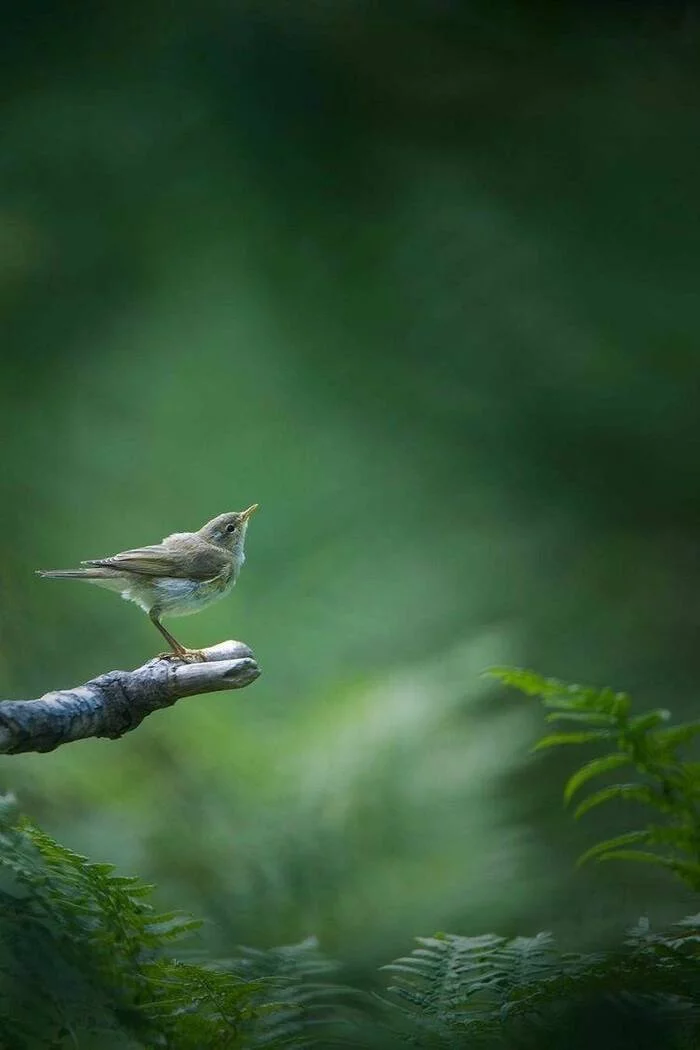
[36,568,117,579]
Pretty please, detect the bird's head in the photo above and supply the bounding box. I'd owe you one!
[199,505,259,555]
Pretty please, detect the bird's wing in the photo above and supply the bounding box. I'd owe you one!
[82,535,230,581]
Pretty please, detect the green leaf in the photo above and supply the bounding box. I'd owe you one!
[533,731,614,753]
[486,668,581,707]
[627,710,671,733]
[645,823,700,849]
[487,669,632,721]
[593,850,668,867]
[653,722,700,749]
[594,853,700,890]
[564,753,632,803]
[577,830,651,867]
[485,667,552,695]
[544,711,617,726]
[663,860,700,884]
[573,783,668,819]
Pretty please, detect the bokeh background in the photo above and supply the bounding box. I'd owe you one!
[2,1,700,984]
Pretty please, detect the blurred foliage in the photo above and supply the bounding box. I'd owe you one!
[3,672,700,1048]
[383,920,700,1050]
[0,794,364,1047]
[2,0,700,994]
[495,667,700,888]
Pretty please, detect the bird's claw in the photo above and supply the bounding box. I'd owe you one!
[156,649,207,664]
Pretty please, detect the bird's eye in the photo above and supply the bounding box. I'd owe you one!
[225,523,236,534]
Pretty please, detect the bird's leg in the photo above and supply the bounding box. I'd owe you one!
[149,612,206,663]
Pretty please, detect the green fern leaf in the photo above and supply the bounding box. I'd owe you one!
[485,667,557,696]
[564,753,632,803]
[577,830,651,867]
[533,730,614,752]
[627,710,671,732]
[544,711,617,725]
[653,722,700,750]
[594,849,675,867]
[488,668,632,719]
[573,784,669,819]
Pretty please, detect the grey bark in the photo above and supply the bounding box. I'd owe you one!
[0,641,260,755]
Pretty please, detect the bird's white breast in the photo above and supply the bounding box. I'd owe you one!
[121,573,236,617]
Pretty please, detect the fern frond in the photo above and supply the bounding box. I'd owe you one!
[0,798,364,1047]
[492,666,700,891]
[382,920,700,1048]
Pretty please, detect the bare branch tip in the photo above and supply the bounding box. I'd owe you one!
[0,639,261,754]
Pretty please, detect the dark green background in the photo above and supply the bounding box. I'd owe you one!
[1,3,699,977]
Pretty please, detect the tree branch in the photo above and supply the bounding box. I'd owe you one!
[0,641,260,755]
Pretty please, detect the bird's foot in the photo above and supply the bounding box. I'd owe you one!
[156,649,207,663]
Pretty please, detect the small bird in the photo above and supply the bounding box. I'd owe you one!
[37,506,259,661]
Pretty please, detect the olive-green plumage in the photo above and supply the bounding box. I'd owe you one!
[37,506,259,661]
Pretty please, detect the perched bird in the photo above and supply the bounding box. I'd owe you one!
[37,506,259,661]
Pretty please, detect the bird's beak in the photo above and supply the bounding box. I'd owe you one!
[240,504,259,522]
